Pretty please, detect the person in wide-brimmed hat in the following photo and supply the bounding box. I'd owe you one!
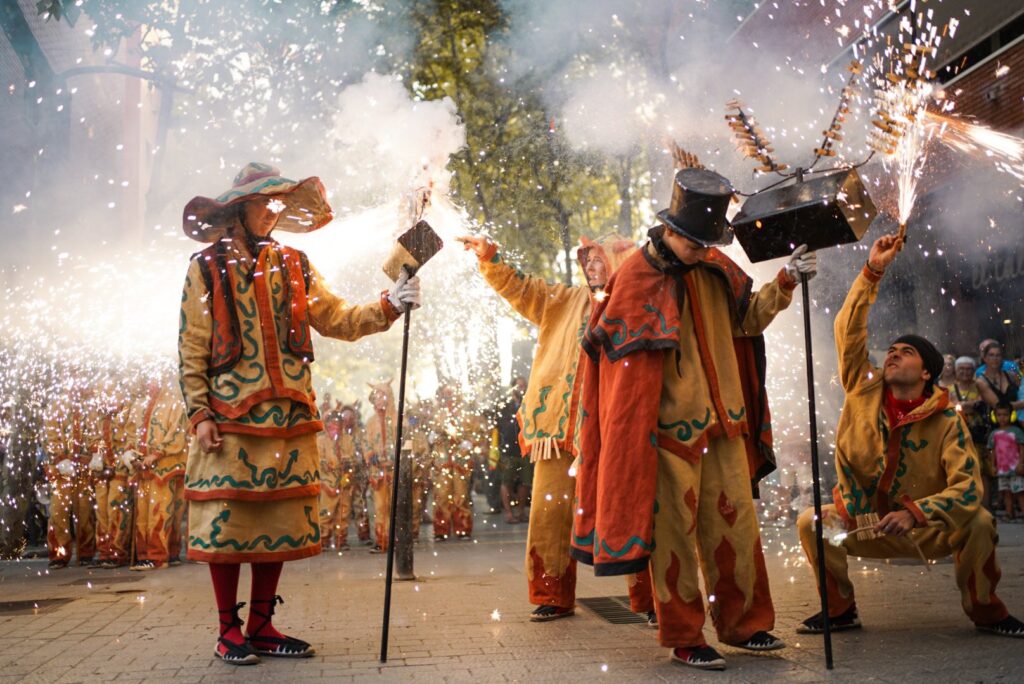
[571,167,817,671]
[177,163,422,666]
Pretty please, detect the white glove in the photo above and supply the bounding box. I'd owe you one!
[785,244,818,281]
[55,459,75,477]
[388,268,422,313]
[88,452,104,472]
[120,449,138,469]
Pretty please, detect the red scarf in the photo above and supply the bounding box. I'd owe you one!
[883,388,927,428]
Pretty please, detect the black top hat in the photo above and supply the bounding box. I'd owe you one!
[656,168,734,247]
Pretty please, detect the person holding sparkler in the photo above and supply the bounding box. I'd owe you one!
[124,371,188,571]
[795,233,1024,639]
[365,381,398,553]
[178,163,421,665]
[44,378,96,569]
[457,231,636,621]
[571,168,816,670]
[429,384,476,541]
[86,379,134,569]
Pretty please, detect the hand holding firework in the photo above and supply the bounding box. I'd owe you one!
[867,234,904,273]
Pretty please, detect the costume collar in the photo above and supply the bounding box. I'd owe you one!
[643,227,697,277]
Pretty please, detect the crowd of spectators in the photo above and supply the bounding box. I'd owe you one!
[939,339,1024,521]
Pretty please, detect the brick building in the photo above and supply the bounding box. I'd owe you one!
[731,0,1024,357]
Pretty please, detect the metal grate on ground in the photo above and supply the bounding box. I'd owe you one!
[0,598,75,615]
[577,595,646,624]
[64,574,143,586]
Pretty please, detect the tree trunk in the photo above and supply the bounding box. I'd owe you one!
[617,155,633,237]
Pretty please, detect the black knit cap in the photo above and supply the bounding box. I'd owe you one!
[893,334,944,386]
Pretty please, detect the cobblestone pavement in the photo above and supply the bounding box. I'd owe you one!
[1,505,1022,683]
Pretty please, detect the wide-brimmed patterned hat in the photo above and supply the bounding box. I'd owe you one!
[182,162,333,242]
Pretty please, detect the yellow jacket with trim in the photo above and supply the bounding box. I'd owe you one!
[832,266,981,530]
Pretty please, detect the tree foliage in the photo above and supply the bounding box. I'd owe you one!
[37,0,740,280]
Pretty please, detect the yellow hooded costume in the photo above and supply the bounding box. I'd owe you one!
[477,234,635,609]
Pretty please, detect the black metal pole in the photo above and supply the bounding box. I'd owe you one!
[380,306,412,663]
[801,273,833,669]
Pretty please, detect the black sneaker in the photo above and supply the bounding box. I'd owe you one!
[646,610,658,628]
[671,645,726,670]
[729,630,785,651]
[47,559,68,570]
[796,605,861,634]
[530,605,575,622]
[977,615,1024,638]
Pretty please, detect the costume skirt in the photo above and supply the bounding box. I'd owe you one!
[185,431,322,563]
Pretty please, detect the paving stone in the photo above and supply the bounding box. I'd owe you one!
[0,510,1021,683]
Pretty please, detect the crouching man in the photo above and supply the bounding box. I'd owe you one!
[796,233,1023,639]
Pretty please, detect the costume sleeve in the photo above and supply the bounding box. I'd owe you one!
[42,414,63,461]
[150,396,188,457]
[904,415,982,530]
[306,262,399,341]
[477,244,576,327]
[83,412,103,453]
[735,271,797,336]
[178,258,215,429]
[834,266,883,393]
[111,404,133,455]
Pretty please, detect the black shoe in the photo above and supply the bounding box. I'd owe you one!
[168,557,182,567]
[796,605,861,634]
[530,605,575,622]
[671,645,726,670]
[130,560,159,571]
[246,596,315,658]
[47,559,68,570]
[977,615,1024,638]
[646,611,658,628]
[729,630,785,651]
[217,602,260,666]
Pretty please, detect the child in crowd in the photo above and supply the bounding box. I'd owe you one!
[987,402,1024,522]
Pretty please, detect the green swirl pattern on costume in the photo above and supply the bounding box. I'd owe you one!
[282,356,309,382]
[189,505,320,551]
[187,447,316,491]
[596,533,654,559]
[240,319,260,361]
[658,408,712,443]
[523,385,553,441]
[840,464,872,517]
[554,373,574,440]
[598,304,678,347]
[211,361,267,402]
[643,304,678,336]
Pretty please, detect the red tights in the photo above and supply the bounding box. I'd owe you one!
[209,562,288,651]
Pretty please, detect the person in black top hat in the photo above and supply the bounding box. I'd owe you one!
[570,168,817,670]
